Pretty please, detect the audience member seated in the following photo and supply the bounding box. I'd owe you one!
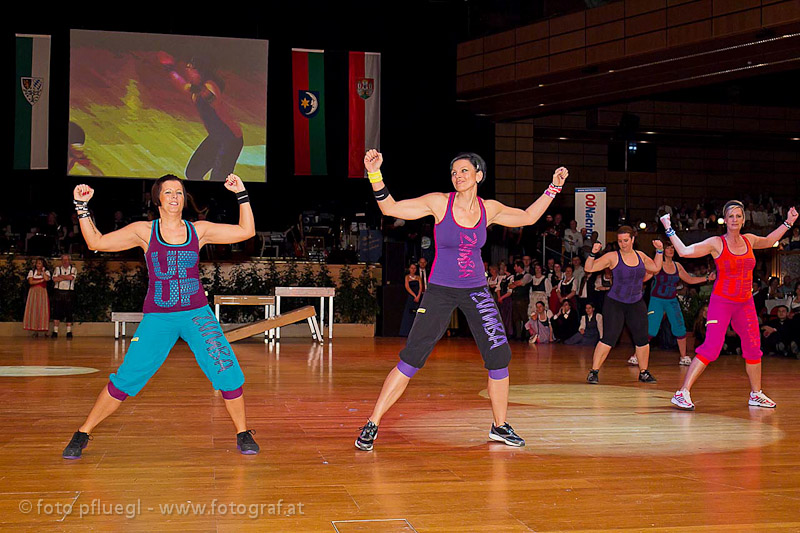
[551,300,579,342]
[564,302,603,346]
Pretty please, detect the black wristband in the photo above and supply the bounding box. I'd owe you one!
[589,251,599,259]
[77,211,91,219]
[373,185,390,202]
[235,190,249,205]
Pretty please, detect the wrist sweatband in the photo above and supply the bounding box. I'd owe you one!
[783,221,792,230]
[656,249,664,254]
[665,227,676,237]
[368,171,383,184]
[235,190,249,204]
[544,183,562,199]
[77,212,91,219]
[589,251,599,259]
[373,185,390,202]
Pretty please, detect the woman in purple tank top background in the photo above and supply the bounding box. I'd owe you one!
[583,226,664,385]
[355,149,568,452]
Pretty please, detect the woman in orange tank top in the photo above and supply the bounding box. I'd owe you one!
[661,201,797,411]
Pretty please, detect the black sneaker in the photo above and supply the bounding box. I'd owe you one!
[62,431,90,459]
[355,420,378,451]
[66,332,73,339]
[489,423,525,447]
[236,430,259,455]
[587,369,599,384]
[51,332,57,339]
[638,369,657,383]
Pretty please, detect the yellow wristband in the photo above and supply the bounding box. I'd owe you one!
[368,171,383,184]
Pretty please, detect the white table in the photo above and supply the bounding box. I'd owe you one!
[214,295,276,342]
[765,298,792,313]
[111,312,144,339]
[274,287,335,341]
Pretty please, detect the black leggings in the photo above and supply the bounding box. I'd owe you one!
[186,134,244,182]
[400,284,512,371]
[600,296,649,348]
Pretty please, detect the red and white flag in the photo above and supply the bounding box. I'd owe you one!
[348,52,380,178]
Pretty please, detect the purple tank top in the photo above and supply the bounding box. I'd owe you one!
[651,266,680,300]
[608,250,646,304]
[142,219,208,313]
[429,192,487,289]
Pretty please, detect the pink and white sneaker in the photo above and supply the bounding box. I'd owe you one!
[671,389,695,410]
[748,390,776,408]
[627,355,639,366]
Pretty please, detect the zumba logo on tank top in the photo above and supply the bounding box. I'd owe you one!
[652,269,680,299]
[712,236,755,302]
[143,220,209,313]
[429,192,488,289]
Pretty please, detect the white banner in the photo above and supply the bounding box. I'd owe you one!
[575,187,606,246]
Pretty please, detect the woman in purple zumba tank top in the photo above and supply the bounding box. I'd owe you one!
[355,149,568,452]
[583,226,664,385]
[62,174,260,459]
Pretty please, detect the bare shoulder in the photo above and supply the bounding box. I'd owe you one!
[128,220,152,236]
[742,233,759,245]
[423,192,450,220]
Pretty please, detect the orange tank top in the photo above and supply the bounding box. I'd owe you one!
[712,235,755,302]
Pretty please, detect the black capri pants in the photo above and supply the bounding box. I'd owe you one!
[600,296,649,348]
[400,283,512,371]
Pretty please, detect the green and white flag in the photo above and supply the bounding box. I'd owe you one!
[15,34,50,170]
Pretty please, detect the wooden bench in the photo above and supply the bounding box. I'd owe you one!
[224,306,321,343]
[111,312,144,339]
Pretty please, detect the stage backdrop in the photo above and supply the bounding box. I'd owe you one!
[69,30,268,182]
[575,187,606,246]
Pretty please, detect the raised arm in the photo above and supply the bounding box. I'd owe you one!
[157,52,191,94]
[195,174,255,246]
[585,243,616,273]
[73,185,149,252]
[364,150,446,221]
[660,214,721,258]
[745,207,798,249]
[641,240,664,274]
[485,167,568,227]
[677,262,715,285]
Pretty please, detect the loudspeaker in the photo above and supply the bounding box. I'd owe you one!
[383,242,406,285]
[378,285,407,337]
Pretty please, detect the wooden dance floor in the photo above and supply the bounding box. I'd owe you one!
[2,335,799,531]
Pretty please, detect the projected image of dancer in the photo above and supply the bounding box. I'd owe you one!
[158,52,244,181]
[663,203,798,411]
[355,149,568,451]
[62,174,259,459]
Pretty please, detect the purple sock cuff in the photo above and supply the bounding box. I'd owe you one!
[221,387,243,400]
[396,361,419,378]
[488,367,509,380]
[676,335,687,340]
[107,381,128,401]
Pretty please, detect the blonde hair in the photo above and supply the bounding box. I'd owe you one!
[723,200,746,223]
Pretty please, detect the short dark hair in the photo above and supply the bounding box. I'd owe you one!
[617,225,636,238]
[151,174,184,207]
[514,260,524,270]
[450,152,487,184]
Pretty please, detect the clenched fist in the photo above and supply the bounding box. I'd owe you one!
[74,184,94,202]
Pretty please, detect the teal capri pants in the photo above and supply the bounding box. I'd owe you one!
[647,296,687,339]
[109,305,245,396]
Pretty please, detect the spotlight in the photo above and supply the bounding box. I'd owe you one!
[717,218,724,225]
[639,222,647,230]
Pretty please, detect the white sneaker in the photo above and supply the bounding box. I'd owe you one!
[528,335,537,345]
[627,355,639,366]
[748,390,776,408]
[679,355,692,366]
[671,389,695,410]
